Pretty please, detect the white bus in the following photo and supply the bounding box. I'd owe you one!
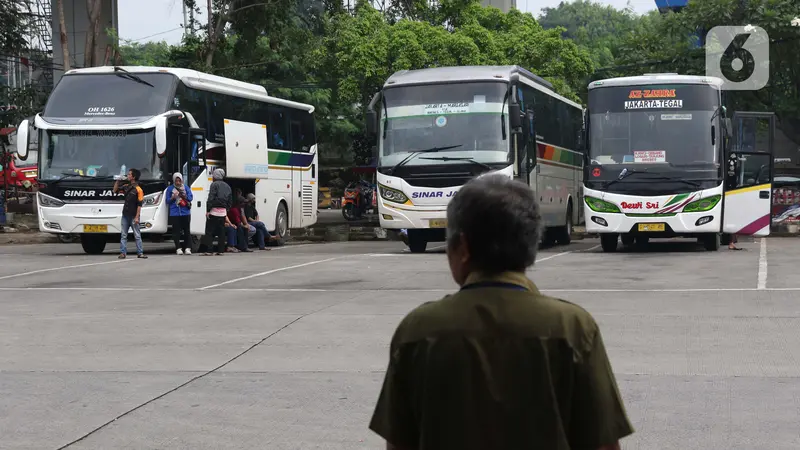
[584,74,775,251]
[366,65,584,252]
[14,66,318,254]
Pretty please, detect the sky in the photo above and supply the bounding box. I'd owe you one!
[118,0,656,46]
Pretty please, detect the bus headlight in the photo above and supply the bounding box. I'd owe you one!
[142,191,163,207]
[38,192,65,208]
[584,196,620,213]
[682,195,721,213]
[379,185,409,204]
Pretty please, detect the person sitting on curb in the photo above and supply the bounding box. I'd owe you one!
[244,193,273,251]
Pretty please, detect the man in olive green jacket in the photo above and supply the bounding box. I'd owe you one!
[370,173,634,450]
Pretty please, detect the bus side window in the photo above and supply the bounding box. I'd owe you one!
[267,106,290,150]
[291,109,315,152]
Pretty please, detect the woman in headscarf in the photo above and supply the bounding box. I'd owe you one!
[202,168,232,255]
[166,172,193,255]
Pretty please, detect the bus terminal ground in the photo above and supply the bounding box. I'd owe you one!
[0,237,798,449]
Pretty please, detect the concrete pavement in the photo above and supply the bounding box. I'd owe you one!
[0,237,798,449]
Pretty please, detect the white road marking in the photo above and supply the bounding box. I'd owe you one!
[0,259,130,281]
[198,257,343,290]
[5,287,800,293]
[536,251,572,262]
[758,238,768,290]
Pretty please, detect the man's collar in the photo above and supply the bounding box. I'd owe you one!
[462,271,539,293]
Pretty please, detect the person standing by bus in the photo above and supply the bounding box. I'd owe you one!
[202,168,232,256]
[166,172,193,255]
[113,168,147,259]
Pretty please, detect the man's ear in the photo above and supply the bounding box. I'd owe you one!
[458,233,470,264]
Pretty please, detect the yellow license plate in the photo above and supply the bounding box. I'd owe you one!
[638,223,665,232]
[83,225,108,233]
[429,219,447,228]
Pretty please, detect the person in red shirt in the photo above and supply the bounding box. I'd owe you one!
[225,199,252,252]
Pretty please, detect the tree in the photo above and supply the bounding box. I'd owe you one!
[0,0,27,53]
[118,41,174,66]
[539,0,639,69]
[56,0,71,71]
[84,0,104,67]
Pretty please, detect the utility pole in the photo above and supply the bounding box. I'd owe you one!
[183,0,189,38]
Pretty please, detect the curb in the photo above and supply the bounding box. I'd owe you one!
[0,232,59,245]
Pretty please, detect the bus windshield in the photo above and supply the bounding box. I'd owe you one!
[379,82,510,167]
[44,72,176,119]
[588,84,720,168]
[39,130,164,181]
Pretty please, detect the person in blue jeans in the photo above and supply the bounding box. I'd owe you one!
[166,172,194,255]
[243,193,273,251]
[112,168,147,259]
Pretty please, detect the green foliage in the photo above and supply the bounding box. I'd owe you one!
[0,0,27,52]
[118,41,174,66]
[539,0,639,69]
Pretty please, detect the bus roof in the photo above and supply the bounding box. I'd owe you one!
[383,65,582,110]
[384,65,554,90]
[588,74,724,90]
[63,66,315,113]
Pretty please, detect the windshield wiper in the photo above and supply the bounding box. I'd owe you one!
[113,66,154,87]
[604,172,701,189]
[50,172,116,183]
[388,145,464,175]
[419,156,493,171]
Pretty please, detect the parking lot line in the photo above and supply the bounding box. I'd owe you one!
[758,238,768,290]
[0,259,131,282]
[7,286,800,293]
[198,257,345,290]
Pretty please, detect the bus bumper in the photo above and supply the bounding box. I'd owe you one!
[38,204,168,234]
[584,205,722,236]
[378,200,447,230]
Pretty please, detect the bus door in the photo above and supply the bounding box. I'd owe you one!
[186,129,209,236]
[722,112,775,236]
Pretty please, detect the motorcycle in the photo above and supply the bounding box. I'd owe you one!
[342,180,375,221]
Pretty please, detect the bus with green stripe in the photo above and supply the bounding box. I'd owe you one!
[365,65,585,253]
[584,74,775,252]
[14,66,317,254]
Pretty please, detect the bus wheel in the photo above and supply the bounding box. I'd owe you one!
[555,206,573,245]
[600,234,618,252]
[621,234,635,246]
[272,203,288,247]
[80,234,106,255]
[407,231,427,253]
[702,233,720,251]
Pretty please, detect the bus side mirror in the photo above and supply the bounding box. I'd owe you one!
[366,110,378,136]
[15,119,29,159]
[509,103,522,131]
[155,117,168,157]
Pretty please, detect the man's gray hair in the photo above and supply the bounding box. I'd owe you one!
[446,173,542,273]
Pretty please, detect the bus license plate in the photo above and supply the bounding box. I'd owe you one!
[83,225,108,233]
[429,219,447,228]
[638,223,665,232]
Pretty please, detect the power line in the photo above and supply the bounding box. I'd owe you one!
[127,27,183,43]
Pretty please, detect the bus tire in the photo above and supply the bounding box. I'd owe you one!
[80,234,106,255]
[408,231,427,253]
[702,233,720,251]
[621,234,635,246]
[272,202,288,247]
[555,204,573,245]
[600,234,618,252]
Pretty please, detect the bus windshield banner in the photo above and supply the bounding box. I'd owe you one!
[590,84,718,113]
